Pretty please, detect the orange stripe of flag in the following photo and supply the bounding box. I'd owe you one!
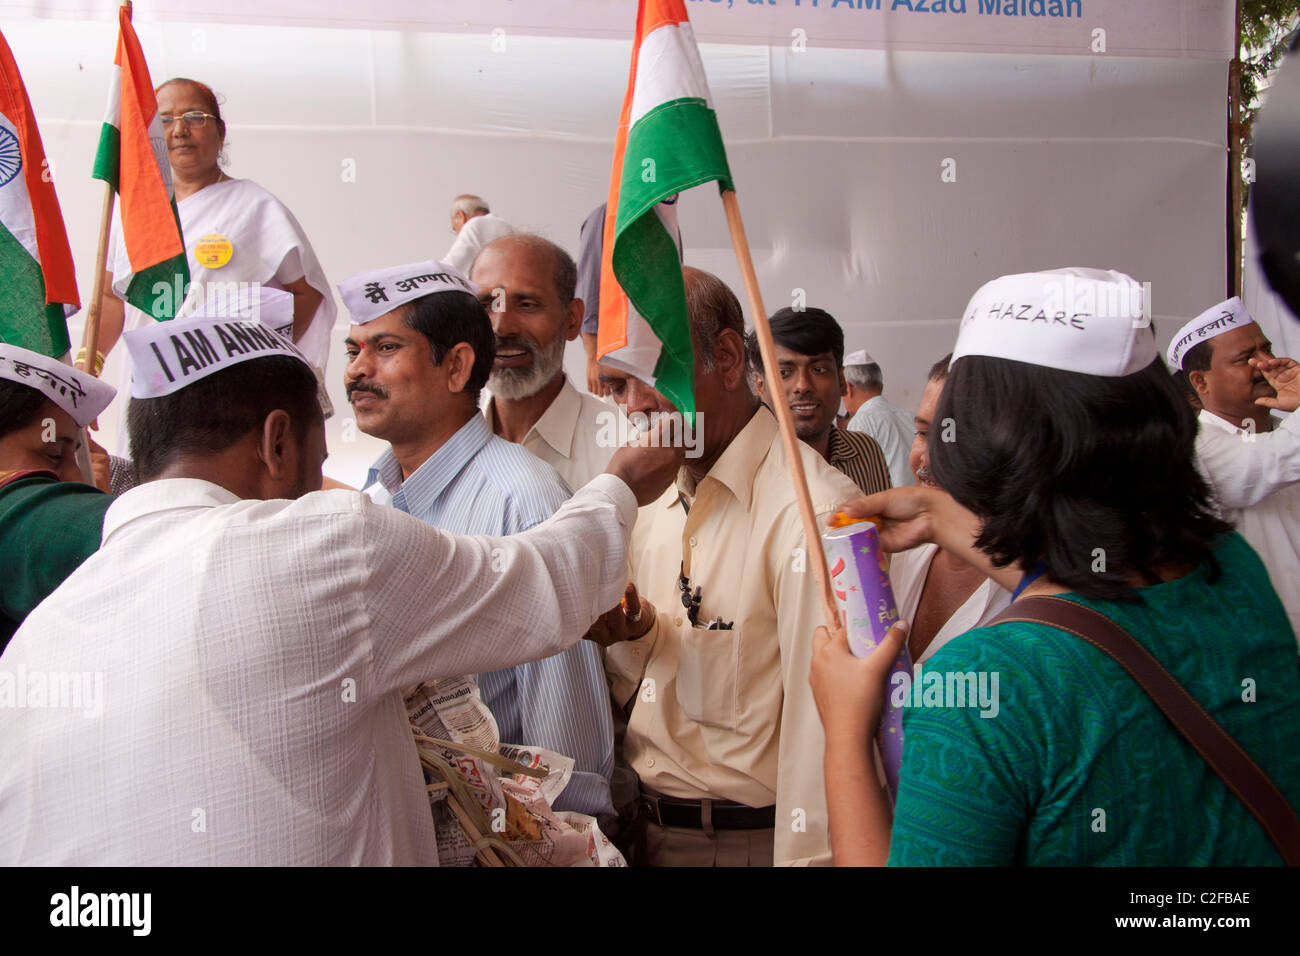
[0,31,79,309]
[115,6,183,272]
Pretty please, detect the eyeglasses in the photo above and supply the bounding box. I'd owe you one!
[160,111,218,129]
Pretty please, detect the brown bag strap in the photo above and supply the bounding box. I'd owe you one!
[992,595,1300,866]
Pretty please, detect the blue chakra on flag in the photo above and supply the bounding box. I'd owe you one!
[0,127,22,188]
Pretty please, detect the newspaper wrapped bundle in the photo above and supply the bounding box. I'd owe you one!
[407,676,626,867]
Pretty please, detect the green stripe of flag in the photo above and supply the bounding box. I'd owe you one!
[615,97,734,232]
[0,220,71,356]
[612,96,733,417]
[92,121,121,190]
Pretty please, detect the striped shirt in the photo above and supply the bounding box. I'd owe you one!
[827,427,893,495]
[364,413,616,820]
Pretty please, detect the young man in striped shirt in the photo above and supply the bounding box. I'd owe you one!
[745,307,892,497]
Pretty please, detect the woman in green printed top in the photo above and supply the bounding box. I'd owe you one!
[810,269,1300,866]
[0,346,117,650]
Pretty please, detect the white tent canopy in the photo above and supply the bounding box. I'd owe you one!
[3,0,1235,484]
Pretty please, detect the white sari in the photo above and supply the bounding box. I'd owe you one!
[109,177,336,373]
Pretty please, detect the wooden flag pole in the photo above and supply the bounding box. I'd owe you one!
[77,183,117,374]
[721,189,841,633]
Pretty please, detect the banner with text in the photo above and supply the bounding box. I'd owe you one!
[0,0,1233,58]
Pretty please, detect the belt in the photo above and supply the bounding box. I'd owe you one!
[639,790,776,831]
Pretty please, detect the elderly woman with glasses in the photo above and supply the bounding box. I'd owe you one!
[95,78,335,396]
[810,268,1300,867]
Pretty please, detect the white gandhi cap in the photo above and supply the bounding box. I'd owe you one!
[337,260,478,325]
[1165,297,1253,371]
[951,268,1157,377]
[843,349,876,367]
[0,345,117,428]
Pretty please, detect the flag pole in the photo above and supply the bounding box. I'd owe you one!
[721,189,841,633]
[76,0,130,377]
[76,184,117,375]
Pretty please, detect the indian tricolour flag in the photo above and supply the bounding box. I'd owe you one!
[0,30,79,357]
[92,5,187,320]
[597,0,733,420]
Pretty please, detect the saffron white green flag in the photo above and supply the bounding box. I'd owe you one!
[92,4,188,321]
[0,29,79,357]
[597,0,733,420]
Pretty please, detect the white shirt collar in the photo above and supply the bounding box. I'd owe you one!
[103,478,240,542]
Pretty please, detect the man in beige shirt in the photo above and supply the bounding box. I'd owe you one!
[594,267,861,866]
[470,234,619,490]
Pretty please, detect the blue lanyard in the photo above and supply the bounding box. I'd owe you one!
[1012,560,1048,601]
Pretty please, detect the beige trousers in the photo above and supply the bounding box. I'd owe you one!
[634,816,775,867]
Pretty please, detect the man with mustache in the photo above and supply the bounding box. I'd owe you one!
[1169,297,1300,645]
[340,261,618,824]
[885,353,1011,664]
[471,234,619,491]
[744,306,891,496]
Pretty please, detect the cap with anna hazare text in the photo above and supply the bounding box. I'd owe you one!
[950,268,1157,377]
[336,260,478,325]
[0,344,117,428]
[1165,297,1253,371]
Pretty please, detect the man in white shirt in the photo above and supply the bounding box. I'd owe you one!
[0,316,679,865]
[443,194,515,274]
[844,349,915,489]
[472,234,619,490]
[1169,297,1300,644]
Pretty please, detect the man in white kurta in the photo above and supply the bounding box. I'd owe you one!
[444,195,515,275]
[1195,409,1300,641]
[0,317,666,866]
[843,350,915,489]
[1168,298,1300,644]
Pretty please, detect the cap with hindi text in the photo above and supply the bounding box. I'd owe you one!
[1165,297,1252,371]
[336,260,478,326]
[950,268,1156,377]
[0,345,116,428]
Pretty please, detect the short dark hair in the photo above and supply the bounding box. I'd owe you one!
[128,355,320,482]
[930,355,1232,602]
[399,290,495,405]
[1171,338,1213,407]
[746,307,845,372]
[927,353,953,383]
[0,379,48,441]
[684,268,745,373]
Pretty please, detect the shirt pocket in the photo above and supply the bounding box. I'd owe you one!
[676,624,740,732]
